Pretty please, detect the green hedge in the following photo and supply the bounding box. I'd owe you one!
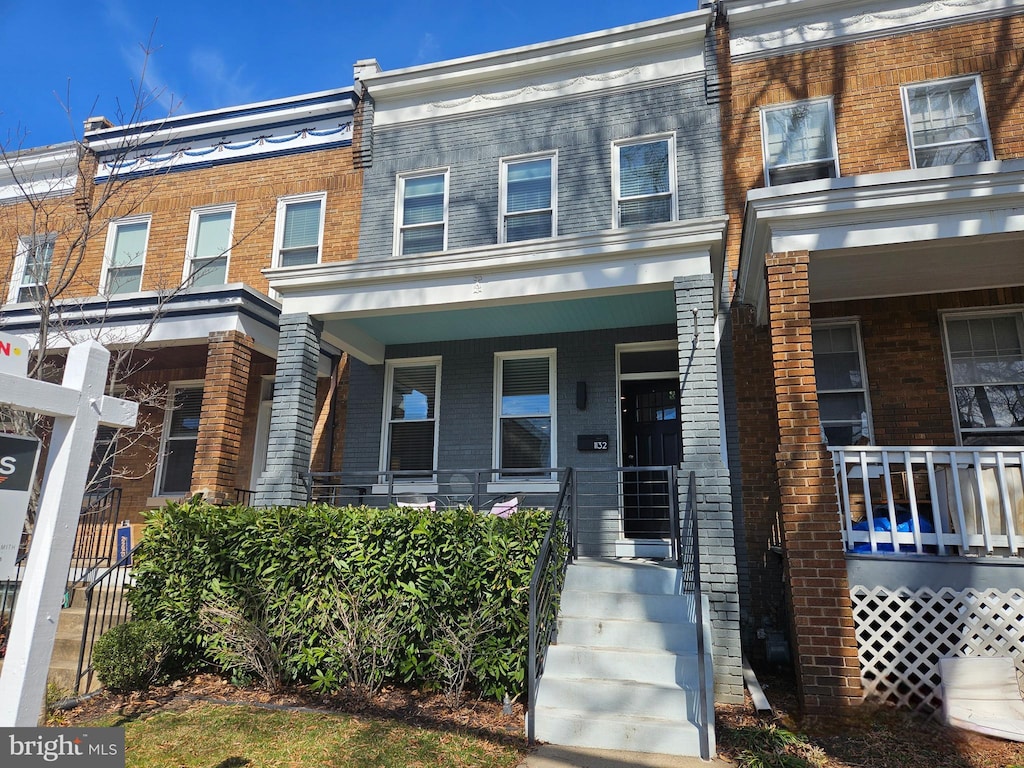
[129,499,550,699]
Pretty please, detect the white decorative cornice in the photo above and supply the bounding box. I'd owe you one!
[0,144,79,203]
[363,11,711,126]
[725,0,1024,60]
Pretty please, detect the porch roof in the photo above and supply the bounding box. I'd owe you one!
[737,159,1024,325]
[265,217,727,364]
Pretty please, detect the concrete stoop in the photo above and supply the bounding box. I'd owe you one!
[532,559,714,757]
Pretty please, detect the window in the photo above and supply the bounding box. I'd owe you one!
[382,359,440,475]
[156,384,203,496]
[812,322,872,446]
[613,136,675,227]
[185,206,233,286]
[103,217,150,295]
[945,313,1024,445]
[761,98,839,185]
[494,351,556,476]
[8,235,54,303]
[501,155,555,242]
[902,76,993,168]
[397,171,447,255]
[274,193,324,267]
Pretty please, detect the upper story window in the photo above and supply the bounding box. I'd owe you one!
[902,75,993,168]
[812,321,872,446]
[944,312,1024,445]
[613,135,676,227]
[494,350,556,477]
[761,98,840,185]
[381,358,441,476]
[500,154,555,243]
[397,171,448,256]
[8,235,54,303]
[274,193,324,267]
[103,217,150,295]
[185,205,234,287]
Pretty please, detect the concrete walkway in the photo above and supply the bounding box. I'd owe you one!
[517,745,733,767]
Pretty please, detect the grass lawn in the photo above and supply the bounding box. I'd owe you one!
[80,700,525,768]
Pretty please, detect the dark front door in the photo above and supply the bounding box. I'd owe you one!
[621,379,680,538]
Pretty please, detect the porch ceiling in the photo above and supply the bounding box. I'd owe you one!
[737,160,1024,323]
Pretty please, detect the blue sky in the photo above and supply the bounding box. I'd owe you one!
[0,0,699,150]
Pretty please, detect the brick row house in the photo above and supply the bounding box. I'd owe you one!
[4,0,1024,757]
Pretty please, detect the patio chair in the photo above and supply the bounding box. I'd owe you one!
[939,656,1024,742]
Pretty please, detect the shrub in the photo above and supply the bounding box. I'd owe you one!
[92,619,174,692]
[129,499,550,701]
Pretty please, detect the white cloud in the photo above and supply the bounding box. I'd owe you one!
[414,32,441,66]
[188,49,255,109]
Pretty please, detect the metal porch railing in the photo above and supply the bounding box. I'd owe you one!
[74,542,137,694]
[834,446,1024,557]
[680,470,712,762]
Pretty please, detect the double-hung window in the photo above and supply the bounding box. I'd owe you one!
[494,351,556,476]
[761,98,840,185]
[274,193,324,267]
[103,217,150,295]
[944,313,1024,445]
[8,235,54,303]
[185,205,234,286]
[812,322,872,446]
[902,76,993,168]
[397,171,447,255]
[382,358,440,476]
[156,384,204,496]
[613,135,675,227]
[501,154,555,242]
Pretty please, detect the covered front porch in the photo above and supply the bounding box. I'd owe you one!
[735,159,1024,712]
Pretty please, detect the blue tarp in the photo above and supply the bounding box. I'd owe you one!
[851,507,935,553]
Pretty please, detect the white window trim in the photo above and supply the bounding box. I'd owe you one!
[153,380,204,499]
[183,203,236,286]
[611,133,677,229]
[394,168,450,257]
[100,215,151,296]
[272,192,326,268]
[377,356,442,481]
[7,234,55,304]
[492,348,558,481]
[759,97,840,186]
[941,307,1024,445]
[498,151,557,244]
[901,74,993,170]
[812,318,873,446]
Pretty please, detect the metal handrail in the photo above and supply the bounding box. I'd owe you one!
[526,467,575,744]
[681,470,712,762]
[74,541,138,694]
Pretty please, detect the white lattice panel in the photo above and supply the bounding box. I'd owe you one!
[850,585,1024,711]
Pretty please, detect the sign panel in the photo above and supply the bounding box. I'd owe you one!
[577,434,610,451]
[0,331,29,378]
[0,434,40,580]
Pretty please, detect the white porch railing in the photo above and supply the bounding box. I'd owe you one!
[832,446,1024,558]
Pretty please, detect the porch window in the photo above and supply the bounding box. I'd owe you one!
[945,314,1024,444]
[500,154,555,243]
[902,76,992,168]
[812,322,872,445]
[382,359,440,475]
[613,135,675,227]
[397,171,447,255]
[156,384,203,496]
[495,351,555,476]
[760,98,839,185]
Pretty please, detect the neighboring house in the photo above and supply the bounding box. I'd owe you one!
[722,0,1024,712]
[0,89,361,518]
[259,9,744,719]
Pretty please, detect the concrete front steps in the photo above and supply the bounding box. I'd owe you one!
[532,558,714,757]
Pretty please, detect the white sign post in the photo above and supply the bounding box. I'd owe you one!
[0,340,138,726]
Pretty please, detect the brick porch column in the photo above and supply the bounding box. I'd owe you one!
[675,274,743,705]
[255,313,323,508]
[192,330,254,504]
[766,251,861,713]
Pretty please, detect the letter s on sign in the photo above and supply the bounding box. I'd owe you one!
[0,456,16,475]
